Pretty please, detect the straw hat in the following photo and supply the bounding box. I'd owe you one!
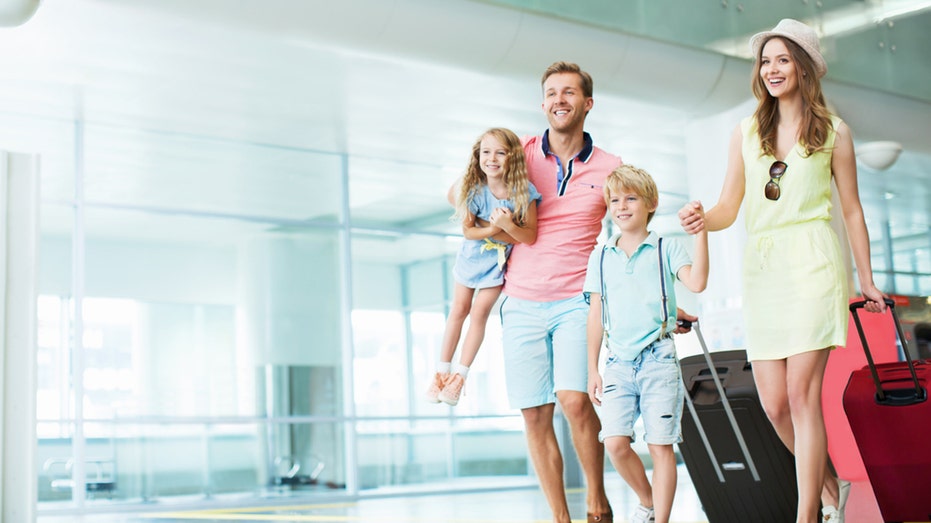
[749,18,827,78]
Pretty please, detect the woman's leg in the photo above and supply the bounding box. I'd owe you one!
[751,359,792,446]
[785,349,831,522]
[754,353,844,516]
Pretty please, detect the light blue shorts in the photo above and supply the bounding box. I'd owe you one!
[599,337,685,445]
[499,294,589,409]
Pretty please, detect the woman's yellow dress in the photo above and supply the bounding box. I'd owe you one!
[741,115,849,361]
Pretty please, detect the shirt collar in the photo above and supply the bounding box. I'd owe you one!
[606,231,658,253]
[541,129,595,162]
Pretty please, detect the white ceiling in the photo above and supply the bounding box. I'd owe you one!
[0,0,928,265]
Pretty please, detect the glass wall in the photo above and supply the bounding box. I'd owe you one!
[27,110,931,512]
[8,1,927,515]
[33,120,530,512]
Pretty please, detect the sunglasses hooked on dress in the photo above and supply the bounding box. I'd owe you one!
[764,160,787,201]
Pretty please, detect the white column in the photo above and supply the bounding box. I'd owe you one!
[0,151,40,523]
[237,232,344,485]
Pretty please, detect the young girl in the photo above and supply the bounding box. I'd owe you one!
[426,127,541,406]
[679,19,885,523]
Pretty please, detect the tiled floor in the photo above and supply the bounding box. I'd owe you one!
[39,466,892,523]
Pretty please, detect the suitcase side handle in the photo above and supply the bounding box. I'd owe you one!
[849,298,927,406]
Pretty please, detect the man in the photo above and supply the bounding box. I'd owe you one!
[499,62,694,523]
[497,60,617,523]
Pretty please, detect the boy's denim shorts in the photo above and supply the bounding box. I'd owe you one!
[499,294,589,409]
[599,337,685,445]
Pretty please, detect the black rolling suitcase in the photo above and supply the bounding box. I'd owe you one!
[678,322,798,522]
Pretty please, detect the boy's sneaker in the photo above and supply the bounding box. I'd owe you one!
[425,372,449,403]
[438,373,465,406]
[630,504,655,523]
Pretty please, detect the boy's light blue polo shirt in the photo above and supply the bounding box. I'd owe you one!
[583,231,691,361]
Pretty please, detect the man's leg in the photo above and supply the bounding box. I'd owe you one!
[522,403,571,523]
[551,295,612,519]
[557,389,612,518]
[501,296,569,522]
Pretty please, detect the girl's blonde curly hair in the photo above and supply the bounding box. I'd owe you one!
[455,128,532,225]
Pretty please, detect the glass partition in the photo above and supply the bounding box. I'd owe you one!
[36,420,347,504]
[82,125,344,223]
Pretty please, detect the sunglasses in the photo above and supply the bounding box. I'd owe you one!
[764,161,788,201]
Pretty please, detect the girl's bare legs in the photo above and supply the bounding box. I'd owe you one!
[438,283,476,364]
[753,349,832,523]
[455,285,502,368]
[436,285,501,405]
[426,283,475,402]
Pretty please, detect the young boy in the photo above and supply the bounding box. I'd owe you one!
[584,164,708,523]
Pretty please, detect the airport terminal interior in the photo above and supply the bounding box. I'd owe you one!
[0,0,929,522]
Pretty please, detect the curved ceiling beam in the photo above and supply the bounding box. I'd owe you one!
[98,0,931,154]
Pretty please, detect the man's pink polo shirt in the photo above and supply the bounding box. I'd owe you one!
[503,132,622,302]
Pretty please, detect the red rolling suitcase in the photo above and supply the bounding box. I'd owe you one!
[843,299,931,523]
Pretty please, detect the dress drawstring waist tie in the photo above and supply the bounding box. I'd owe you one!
[482,238,508,270]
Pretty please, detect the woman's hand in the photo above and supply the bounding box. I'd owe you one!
[679,201,705,235]
[860,283,888,313]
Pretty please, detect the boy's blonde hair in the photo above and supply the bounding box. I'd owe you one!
[604,164,659,224]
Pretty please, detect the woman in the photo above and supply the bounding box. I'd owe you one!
[679,19,886,523]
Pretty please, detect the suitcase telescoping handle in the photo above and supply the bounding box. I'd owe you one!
[682,321,762,483]
[849,298,927,406]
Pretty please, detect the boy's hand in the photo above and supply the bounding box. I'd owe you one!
[588,374,603,406]
[679,201,705,234]
[675,309,698,334]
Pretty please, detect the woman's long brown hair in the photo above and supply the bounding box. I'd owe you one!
[751,36,834,158]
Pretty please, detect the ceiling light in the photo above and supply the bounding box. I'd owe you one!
[0,0,39,27]
[857,141,903,171]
